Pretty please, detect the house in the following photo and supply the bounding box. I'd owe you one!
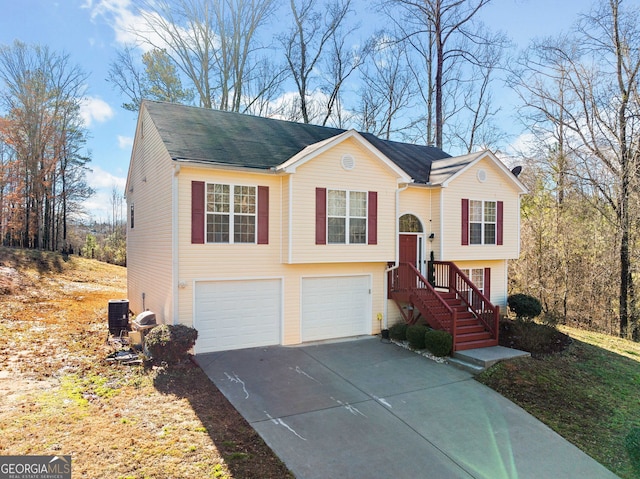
[125,100,527,354]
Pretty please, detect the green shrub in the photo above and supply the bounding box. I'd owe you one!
[507,293,542,321]
[406,324,428,349]
[424,330,453,357]
[626,428,640,474]
[389,322,408,341]
[145,324,198,364]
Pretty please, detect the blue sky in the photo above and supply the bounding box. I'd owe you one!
[0,0,600,221]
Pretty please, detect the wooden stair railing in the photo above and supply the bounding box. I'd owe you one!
[431,261,500,343]
[388,263,458,347]
[388,262,499,351]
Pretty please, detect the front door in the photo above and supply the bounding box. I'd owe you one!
[400,234,418,266]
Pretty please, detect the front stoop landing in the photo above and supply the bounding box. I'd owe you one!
[448,345,530,374]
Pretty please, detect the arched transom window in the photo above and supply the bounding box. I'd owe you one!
[399,214,423,233]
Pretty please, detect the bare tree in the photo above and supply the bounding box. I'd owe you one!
[238,56,289,117]
[357,34,415,139]
[131,0,276,111]
[279,0,354,124]
[446,35,506,153]
[318,20,371,127]
[511,0,640,340]
[382,0,499,149]
[107,46,148,111]
[108,46,193,111]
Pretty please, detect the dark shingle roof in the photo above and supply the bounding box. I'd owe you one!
[143,100,452,182]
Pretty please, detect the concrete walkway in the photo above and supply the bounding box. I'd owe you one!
[195,337,618,479]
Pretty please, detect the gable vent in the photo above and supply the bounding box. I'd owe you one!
[477,169,487,182]
[341,154,355,171]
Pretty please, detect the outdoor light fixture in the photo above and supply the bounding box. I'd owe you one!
[428,232,435,241]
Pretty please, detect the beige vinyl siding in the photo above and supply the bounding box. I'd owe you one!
[281,175,291,263]
[441,156,521,261]
[176,167,283,333]
[289,137,397,264]
[126,106,175,322]
[175,166,388,344]
[398,186,441,260]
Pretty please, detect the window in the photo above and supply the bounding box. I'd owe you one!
[469,200,497,245]
[460,268,485,304]
[130,204,134,229]
[461,268,484,293]
[206,183,256,243]
[399,214,423,233]
[327,189,367,244]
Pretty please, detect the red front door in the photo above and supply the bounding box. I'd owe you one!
[399,234,417,266]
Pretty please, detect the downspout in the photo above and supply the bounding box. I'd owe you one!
[383,183,409,330]
[288,175,293,264]
[172,163,180,325]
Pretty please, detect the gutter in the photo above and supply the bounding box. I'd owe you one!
[172,163,180,325]
[383,183,409,330]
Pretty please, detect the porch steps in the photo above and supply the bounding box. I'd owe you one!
[388,262,501,352]
[439,295,498,351]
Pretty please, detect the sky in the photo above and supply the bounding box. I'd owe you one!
[0,0,605,221]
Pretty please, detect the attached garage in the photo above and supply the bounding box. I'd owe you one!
[301,275,371,342]
[194,278,282,353]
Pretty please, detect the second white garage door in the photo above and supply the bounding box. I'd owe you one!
[301,275,371,342]
[194,279,281,354]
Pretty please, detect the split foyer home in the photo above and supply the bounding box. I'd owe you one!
[125,101,527,354]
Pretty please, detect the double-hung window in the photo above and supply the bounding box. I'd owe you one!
[461,268,485,294]
[469,200,497,245]
[206,183,256,243]
[327,190,367,244]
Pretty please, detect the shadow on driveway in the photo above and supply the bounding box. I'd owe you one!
[152,360,294,479]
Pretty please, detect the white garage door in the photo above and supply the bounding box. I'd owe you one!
[301,275,371,342]
[194,279,281,353]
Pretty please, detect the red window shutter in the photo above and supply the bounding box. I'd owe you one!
[257,186,269,244]
[484,267,491,300]
[191,181,205,244]
[496,201,504,245]
[461,198,469,246]
[316,188,327,245]
[368,191,378,245]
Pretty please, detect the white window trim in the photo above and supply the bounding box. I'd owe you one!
[461,268,484,293]
[327,189,368,245]
[469,199,497,245]
[206,182,257,244]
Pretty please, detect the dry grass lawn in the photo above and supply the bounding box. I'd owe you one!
[0,247,292,479]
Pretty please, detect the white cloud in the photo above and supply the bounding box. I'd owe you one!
[85,0,178,52]
[87,165,126,191]
[80,96,114,127]
[81,166,127,221]
[118,135,134,149]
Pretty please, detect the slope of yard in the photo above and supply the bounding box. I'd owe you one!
[478,323,640,479]
[0,247,292,479]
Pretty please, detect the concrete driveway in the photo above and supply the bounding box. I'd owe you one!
[195,337,618,479]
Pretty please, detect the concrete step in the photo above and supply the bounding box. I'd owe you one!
[451,345,531,372]
[447,356,486,375]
